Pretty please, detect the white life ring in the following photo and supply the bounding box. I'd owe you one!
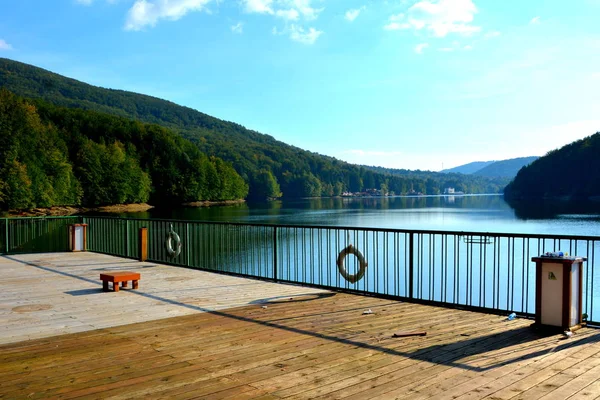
[337,245,367,283]
[166,226,182,258]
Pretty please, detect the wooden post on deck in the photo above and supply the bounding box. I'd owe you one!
[139,227,148,262]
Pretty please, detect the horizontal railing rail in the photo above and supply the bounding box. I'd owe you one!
[3,216,599,325]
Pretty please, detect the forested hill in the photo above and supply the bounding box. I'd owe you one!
[0,58,507,199]
[504,133,600,200]
[0,89,247,210]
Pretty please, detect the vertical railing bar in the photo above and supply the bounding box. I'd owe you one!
[273,226,278,282]
[456,234,460,304]
[409,232,414,300]
[421,233,425,299]
[5,218,9,254]
[480,236,485,308]
[186,223,190,267]
[589,239,592,320]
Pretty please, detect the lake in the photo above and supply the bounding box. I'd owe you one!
[111,195,600,237]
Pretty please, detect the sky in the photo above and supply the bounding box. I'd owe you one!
[1,0,599,171]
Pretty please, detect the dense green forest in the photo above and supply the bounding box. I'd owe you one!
[0,89,247,210]
[0,58,509,206]
[504,133,600,200]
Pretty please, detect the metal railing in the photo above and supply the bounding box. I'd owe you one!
[2,216,599,324]
[0,216,80,254]
[81,216,600,324]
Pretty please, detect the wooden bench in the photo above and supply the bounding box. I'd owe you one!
[100,272,141,292]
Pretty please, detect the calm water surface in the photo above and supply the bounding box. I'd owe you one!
[115,195,600,237]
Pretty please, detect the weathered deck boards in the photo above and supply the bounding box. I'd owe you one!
[0,252,328,344]
[2,253,600,399]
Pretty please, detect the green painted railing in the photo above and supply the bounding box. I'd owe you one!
[82,216,600,325]
[0,216,81,254]
[82,216,275,279]
[5,215,600,325]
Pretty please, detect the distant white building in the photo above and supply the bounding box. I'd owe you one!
[444,187,455,194]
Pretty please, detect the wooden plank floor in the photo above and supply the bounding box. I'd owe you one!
[3,289,600,399]
[0,252,328,344]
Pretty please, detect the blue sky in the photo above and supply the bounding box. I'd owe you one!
[1,0,599,171]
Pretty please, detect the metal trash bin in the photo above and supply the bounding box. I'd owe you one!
[531,256,586,332]
[69,224,88,252]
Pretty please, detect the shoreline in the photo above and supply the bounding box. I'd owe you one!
[182,199,246,207]
[7,199,247,217]
[7,203,155,217]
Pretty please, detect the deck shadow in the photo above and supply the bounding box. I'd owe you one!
[249,292,337,304]
[6,254,599,372]
[404,325,600,372]
[64,288,105,296]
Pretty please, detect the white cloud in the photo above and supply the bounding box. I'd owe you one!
[484,30,500,38]
[75,0,94,5]
[289,24,322,44]
[530,16,541,25]
[242,0,323,43]
[231,22,244,33]
[276,8,300,20]
[0,39,12,50]
[415,42,429,54]
[102,0,324,43]
[384,0,480,37]
[242,0,322,20]
[125,0,213,31]
[287,0,323,21]
[345,6,365,22]
[242,0,274,14]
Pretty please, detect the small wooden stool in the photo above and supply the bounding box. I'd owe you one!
[100,271,141,292]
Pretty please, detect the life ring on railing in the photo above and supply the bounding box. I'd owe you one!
[337,245,367,283]
[165,224,182,258]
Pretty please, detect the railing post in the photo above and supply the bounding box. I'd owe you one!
[186,223,190,267]
[273,226,278,282]
[5,218,9,254]
[139,227,148,262]
[409,232,414,300]
[126,219,130,258]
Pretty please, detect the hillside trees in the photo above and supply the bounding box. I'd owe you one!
[0,89,249,210]
[504,132,600,200]
[0,89,81,210]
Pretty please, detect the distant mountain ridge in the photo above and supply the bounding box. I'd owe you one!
[442,157,539,178]
[441,161,495,175]
[474,157,539,178]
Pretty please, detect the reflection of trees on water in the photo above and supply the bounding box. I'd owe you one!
[506,199,600,220]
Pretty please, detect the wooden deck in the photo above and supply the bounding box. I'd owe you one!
[0,252,327,344]
[2,254,600,399]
